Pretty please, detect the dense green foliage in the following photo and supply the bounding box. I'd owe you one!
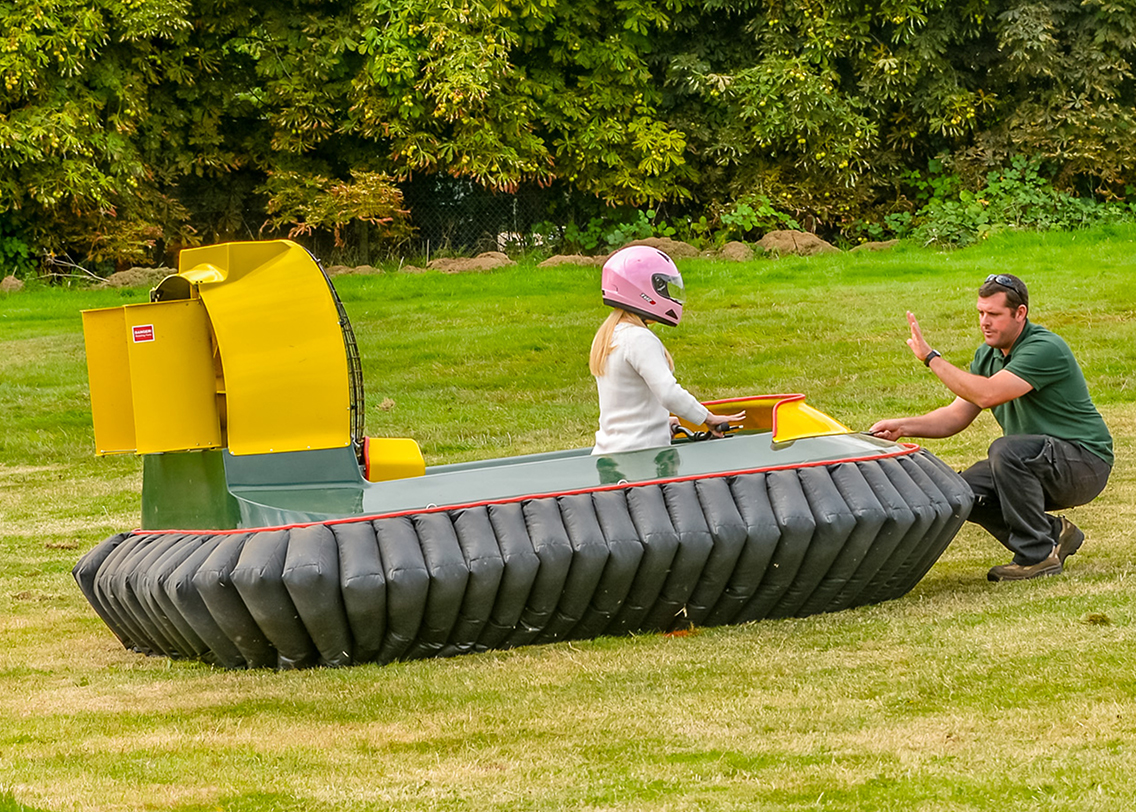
[663,0,1136,220]
[2,0,1135,271]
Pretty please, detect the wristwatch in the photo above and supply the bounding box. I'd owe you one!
[923,349,942,367]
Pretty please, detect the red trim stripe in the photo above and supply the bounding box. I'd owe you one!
[131,442,922,537]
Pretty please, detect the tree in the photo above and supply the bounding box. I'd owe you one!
[982,0,1136,192]
[344,0,692,203]
[0,0,198,267]
[658,0,1136,230]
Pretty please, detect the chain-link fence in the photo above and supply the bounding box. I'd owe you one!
[399,177,562,258]
[162,175,663,270]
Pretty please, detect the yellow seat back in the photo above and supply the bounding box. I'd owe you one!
[363,437,426,481]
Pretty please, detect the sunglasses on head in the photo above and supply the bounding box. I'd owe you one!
[985,274,1023,295]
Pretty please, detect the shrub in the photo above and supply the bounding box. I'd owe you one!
[0,232,35,278]
[532,209,676,254]
[906,156,1136,247]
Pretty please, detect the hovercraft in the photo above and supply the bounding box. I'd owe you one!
[74,240,973,669]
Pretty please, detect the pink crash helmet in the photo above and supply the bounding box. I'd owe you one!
[601,246,685,326]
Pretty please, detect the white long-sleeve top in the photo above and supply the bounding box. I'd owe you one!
[592,322,711,455]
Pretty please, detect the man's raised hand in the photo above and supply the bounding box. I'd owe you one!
[905,311,932,361]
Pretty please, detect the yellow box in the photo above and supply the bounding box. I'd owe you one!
[82,308,137,455]
[82,299,223,455]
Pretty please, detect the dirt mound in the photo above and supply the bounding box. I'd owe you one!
[326,264,383,276]
[716,241,756,262]
[99,267,174,288]
[849,240,900,253]
[1,275,24,293]
[756,230,840,257]
[537,254,604,267]
[427,251,517,273]
[606,237,700,262]
[555,240,755,264]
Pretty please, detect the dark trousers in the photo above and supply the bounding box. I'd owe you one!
[961,435,1111,565]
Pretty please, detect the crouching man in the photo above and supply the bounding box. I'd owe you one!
[870,273,1113,581]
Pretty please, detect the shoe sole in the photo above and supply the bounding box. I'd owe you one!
[1057,526,1085,563]
[987,563,1064,582]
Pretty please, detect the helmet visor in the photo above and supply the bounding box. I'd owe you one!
[654,273,685,304]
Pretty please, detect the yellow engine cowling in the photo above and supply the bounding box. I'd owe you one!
[82,240,353,457]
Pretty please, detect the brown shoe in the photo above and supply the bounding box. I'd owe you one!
[987,547,1063,582]
[1056,516,1085,563]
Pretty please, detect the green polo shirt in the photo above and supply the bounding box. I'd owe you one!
[970,320,1113,466]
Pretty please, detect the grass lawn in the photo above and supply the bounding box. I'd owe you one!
[1,225,1134,811]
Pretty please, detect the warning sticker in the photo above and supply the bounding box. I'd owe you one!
[132,324,155,343]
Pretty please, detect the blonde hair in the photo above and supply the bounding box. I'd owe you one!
[589,308,673,376]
